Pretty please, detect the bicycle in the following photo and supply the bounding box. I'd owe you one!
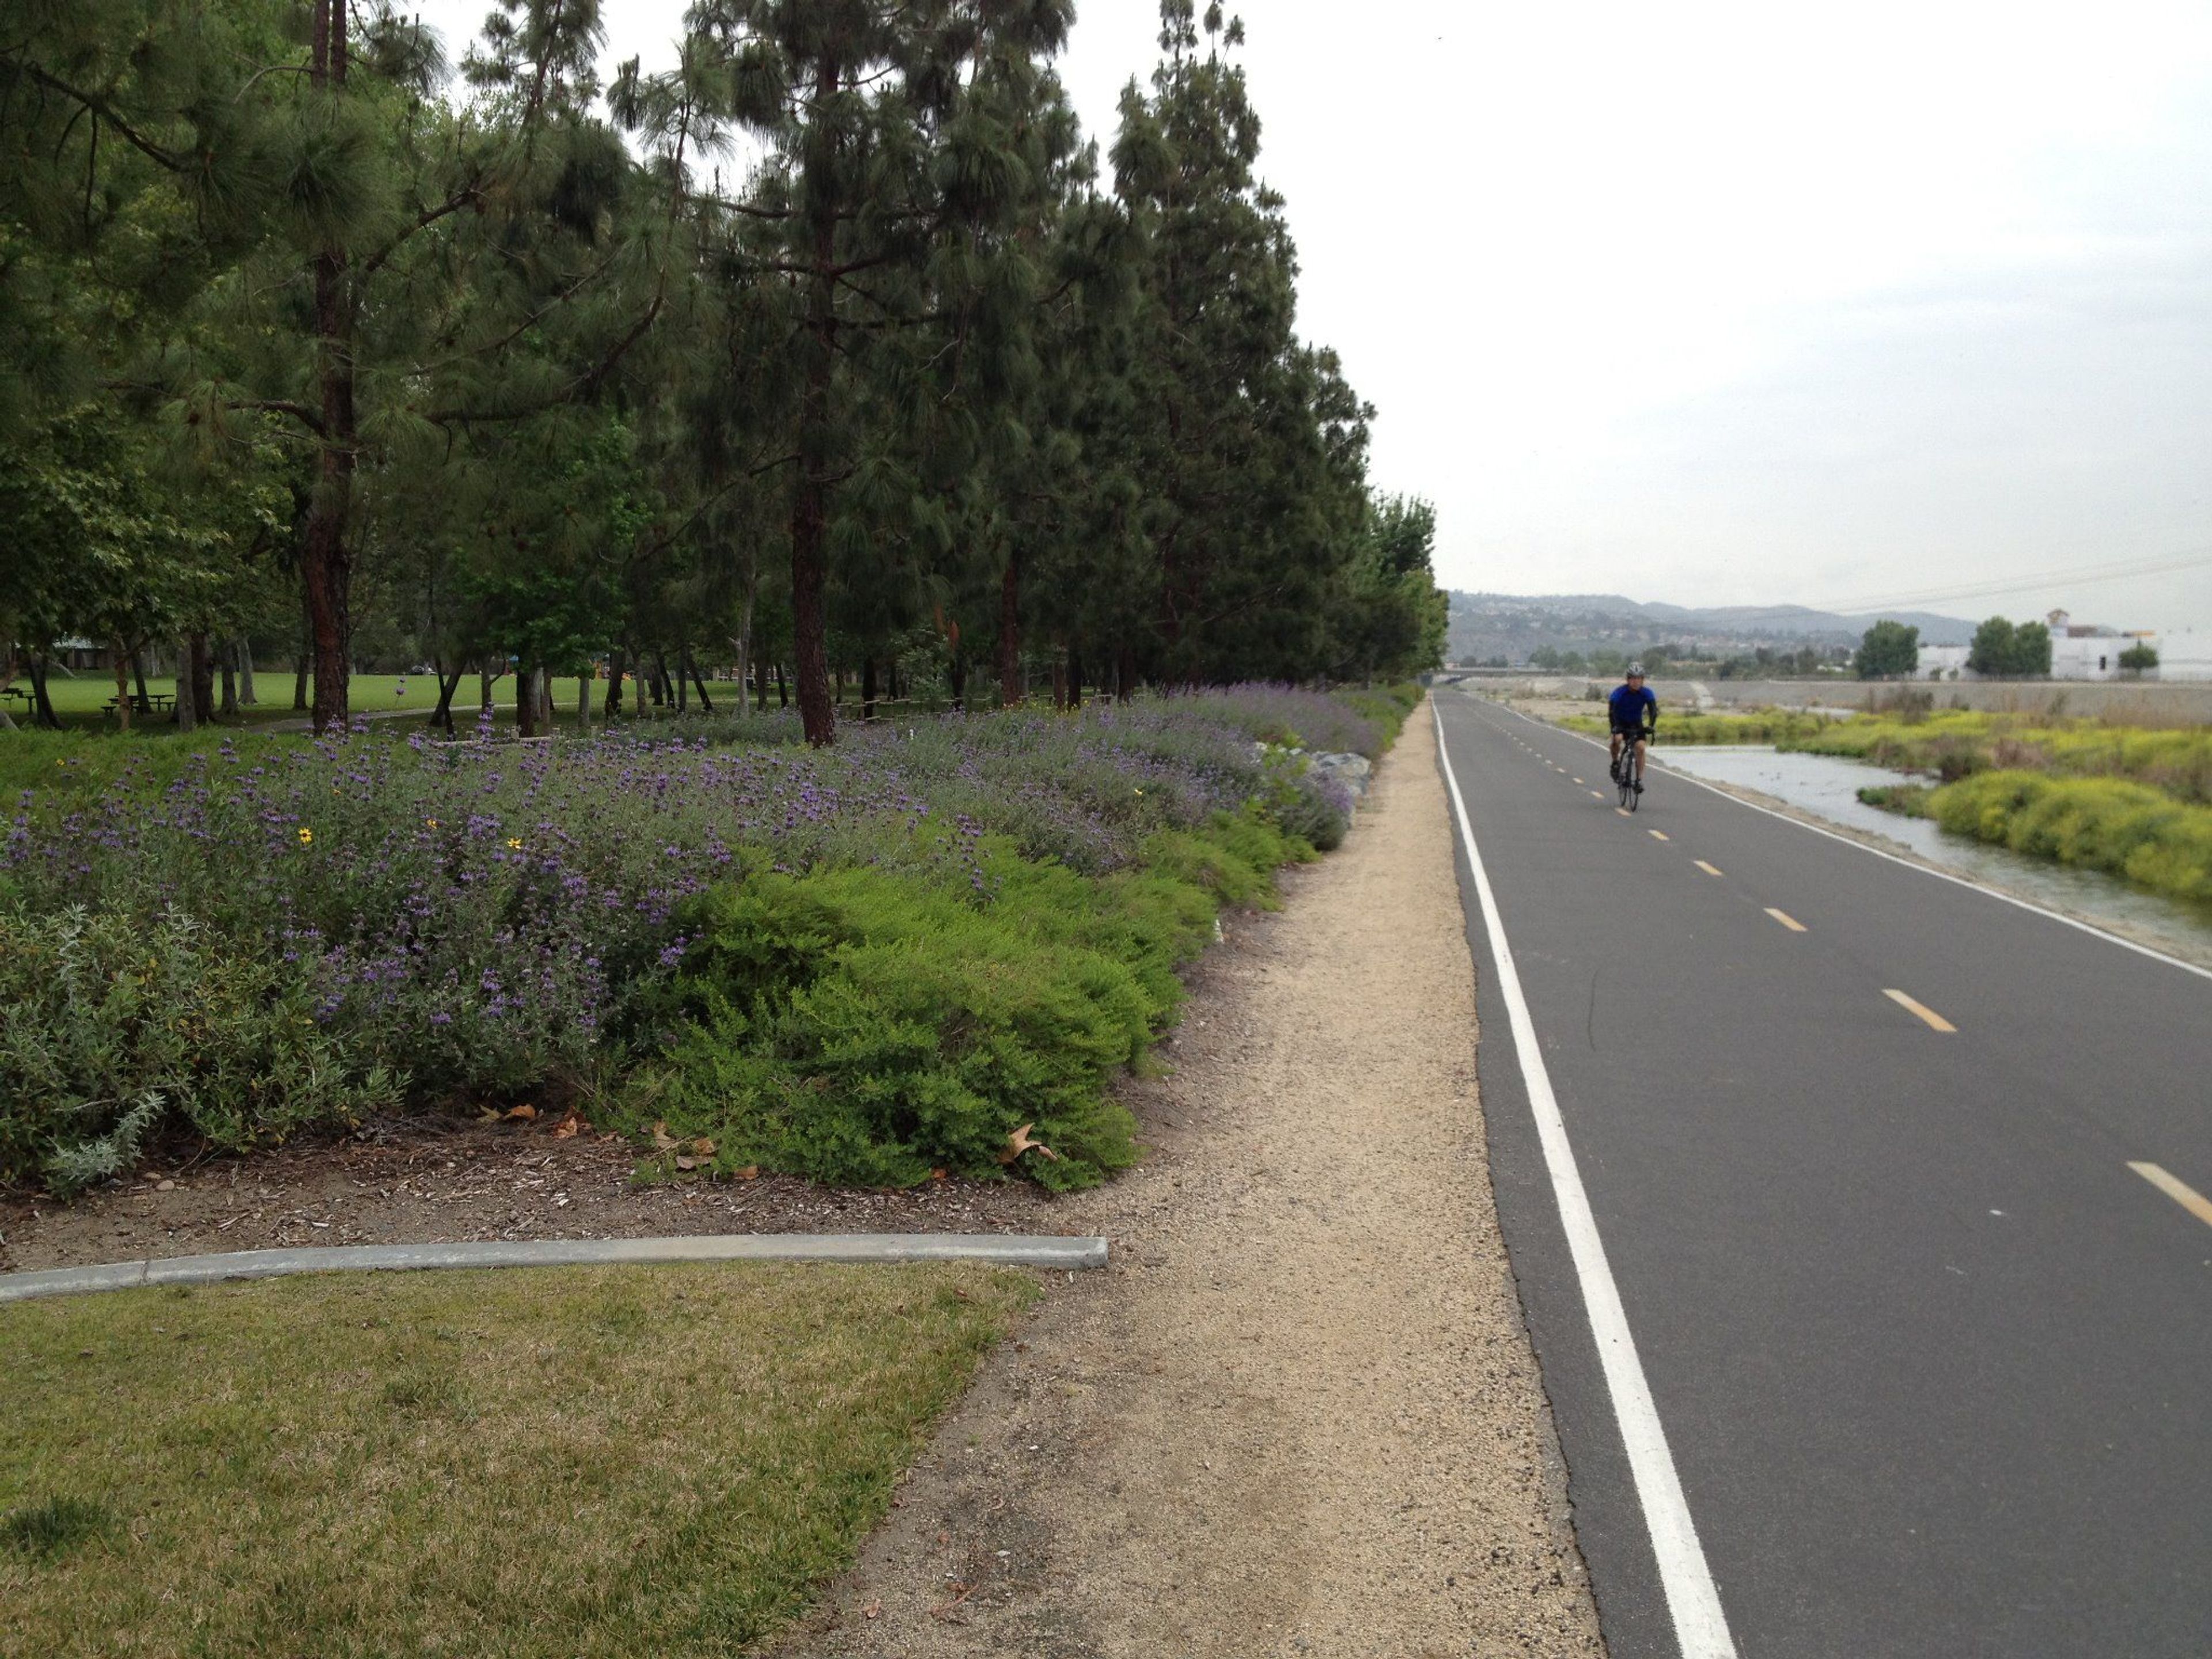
[1612,728,1652,811]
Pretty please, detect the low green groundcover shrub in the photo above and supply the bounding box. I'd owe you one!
[0,683,1404,1194]
[0,908,399,1192]
[1928,771,2212,905]
[629,810,1309,1190]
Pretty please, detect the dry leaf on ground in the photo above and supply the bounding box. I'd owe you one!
[1000,1124,1060,1164]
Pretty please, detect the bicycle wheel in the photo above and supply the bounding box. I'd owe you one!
[1618,751,1637,810]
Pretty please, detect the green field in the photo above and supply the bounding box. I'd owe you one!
[7,671,719,730]
[1,1262,1033,1658]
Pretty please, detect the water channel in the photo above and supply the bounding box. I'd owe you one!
[1651,744,2212,971]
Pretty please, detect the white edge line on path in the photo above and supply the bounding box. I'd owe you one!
[1432,703,1738,1659]
[1486,699,2212,987]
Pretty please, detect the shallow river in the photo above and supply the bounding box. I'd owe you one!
[1652,744,2212,971]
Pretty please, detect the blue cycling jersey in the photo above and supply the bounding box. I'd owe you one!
[1608,683,1657,731]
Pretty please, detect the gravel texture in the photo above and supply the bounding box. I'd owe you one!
[771,702,1605,1658]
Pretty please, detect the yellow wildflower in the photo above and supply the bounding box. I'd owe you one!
[425,817,439,828]
[297,828,313,845]
[506,838,523,850]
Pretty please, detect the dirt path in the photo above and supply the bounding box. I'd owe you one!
[774,702,1604,1659]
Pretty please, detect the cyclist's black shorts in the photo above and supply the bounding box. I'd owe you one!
[1611,725,1654,741]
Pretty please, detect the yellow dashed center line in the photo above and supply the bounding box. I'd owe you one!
[1694,859,1723,877]
[1589,790,1604,800]
[1616,807,1633,817]
[1764,907,1807,932]
[1573,777,1585,785]
[1649,830,1669,841]
[2128,1162,2212,1229]
[1883,988,1956,1032]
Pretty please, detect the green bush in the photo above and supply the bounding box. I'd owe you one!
[0,907,400,1193]
[1929,771,2212,905]
[632,812,1302,1191]
[1856,784,1934,817]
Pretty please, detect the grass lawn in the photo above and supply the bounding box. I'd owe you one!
[1,1262,1035,1658]
[16,672,574,729]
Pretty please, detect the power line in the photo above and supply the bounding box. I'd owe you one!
[1741,546,2212,622]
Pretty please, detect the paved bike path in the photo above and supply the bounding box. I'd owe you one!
[1434,691,2212,1658]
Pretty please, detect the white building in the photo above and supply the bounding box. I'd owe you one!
[1916,642,1972,679]
[1915,611,2160,680]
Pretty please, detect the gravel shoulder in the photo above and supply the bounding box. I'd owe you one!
[771,702,1603,1658]
[3,699,1608,1657]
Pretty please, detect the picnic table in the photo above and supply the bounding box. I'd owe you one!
[101,692,175,721]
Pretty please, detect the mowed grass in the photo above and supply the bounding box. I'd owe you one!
[0,1262,1036,1658]
[16,672,589,728]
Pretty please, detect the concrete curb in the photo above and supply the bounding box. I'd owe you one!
[0,1233,1108,1305]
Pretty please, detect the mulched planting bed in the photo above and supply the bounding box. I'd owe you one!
[0,1109,1064,1276]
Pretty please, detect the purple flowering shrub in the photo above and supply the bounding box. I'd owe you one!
[1171,683,1385,759]
[0,684,1394,1190]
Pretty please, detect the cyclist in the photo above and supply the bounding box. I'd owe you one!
[1608,664,1657,793]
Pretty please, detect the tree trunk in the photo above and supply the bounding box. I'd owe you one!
[193,633,215,724]
[577,664,592,734]
[788,47,841,748]
[688,654,714,714]
[997,547,1022,706]
[112,639,132,733]
[479,665,496,713]
[294,596,312,711]
[132,647,151,710]
[949,653,966,712]
[431,665,463,734]
[675,645,690,714]
[731,586,753,719]
[219,639,238,716]
[775,663,787,708]
[172,640,197,733]
[650,652,669,708]
[1067,646,1085,710]
[604,647,626,718]
[1116,643,1136,703]
[237,638,256,704]
[861,656,877,722]
[301,0,355,734]
[28,653,60,730]
[755,654,768,712]
[1051,656,1068,710]
[516,664,537,739]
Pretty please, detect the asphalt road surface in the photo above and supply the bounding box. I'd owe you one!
[1431,689,2212,1659]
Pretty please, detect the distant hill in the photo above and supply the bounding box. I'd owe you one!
[1446,592,1977,664]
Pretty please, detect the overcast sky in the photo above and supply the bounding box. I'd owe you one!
[420,0,2212,634]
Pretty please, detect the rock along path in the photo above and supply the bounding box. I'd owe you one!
[774,701,1605,1659]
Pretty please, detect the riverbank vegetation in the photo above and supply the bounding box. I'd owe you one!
[0,1262,1031,1657]
[1558,700,2212,906]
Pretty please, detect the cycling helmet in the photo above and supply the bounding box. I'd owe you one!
[1626,661,1646,677]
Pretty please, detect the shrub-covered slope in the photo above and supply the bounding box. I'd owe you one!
[1,686,1419,1194]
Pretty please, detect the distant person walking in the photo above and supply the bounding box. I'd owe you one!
[1608,664,1657,793]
